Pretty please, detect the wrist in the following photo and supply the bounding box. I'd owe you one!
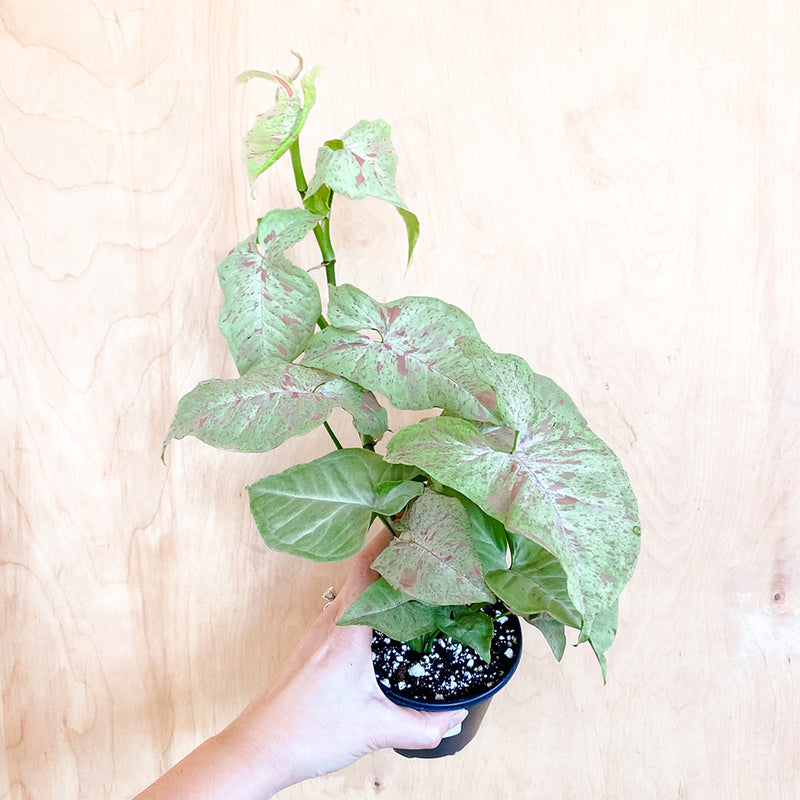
[210,721,289,800]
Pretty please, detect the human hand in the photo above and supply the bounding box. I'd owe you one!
[135,528,466,799]
[224,527,467,793]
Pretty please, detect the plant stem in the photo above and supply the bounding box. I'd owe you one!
[290,139,308,197]
[323,422,343,450]
[289,138,337,286]
[377,513,399,537]
[314,217,337,286]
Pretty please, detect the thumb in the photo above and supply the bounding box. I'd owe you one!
[381,707,468,751]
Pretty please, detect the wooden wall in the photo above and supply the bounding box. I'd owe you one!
[2,1,798,797]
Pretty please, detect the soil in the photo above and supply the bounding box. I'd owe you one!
[371,607,520,704]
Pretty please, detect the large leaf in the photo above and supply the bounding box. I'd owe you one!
[248,449,423,561]
[217,210,322,374]
[371,489,494,605]
[237,66,322,190]
[162,358,387,456]
[302,284,500,422]
[305,119,419,264]
[385,347,640,629]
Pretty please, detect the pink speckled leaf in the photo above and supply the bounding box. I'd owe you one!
[371,489,494,606]
[302,284,501,423]
[162,357,387,455]
[218,209,322,375]
[237,66,322,190]
[305,119,419,264]
[385,346,640,631]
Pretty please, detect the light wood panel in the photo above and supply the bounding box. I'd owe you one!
[2,1,798,797]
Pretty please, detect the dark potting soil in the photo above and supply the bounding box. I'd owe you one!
[371,609,520,704]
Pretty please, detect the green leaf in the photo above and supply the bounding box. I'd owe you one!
[439,607,495,664]
[384,347,640,628]
[237,66,323,190]
[305,119,419,265]
[162,358,387,456]
[371,489,494,605]
[374,479,426,510]
[529,613,567,661]
[579,600,618,683]
[303,285,501,422]
[338,578,446,641]
[218,212,322,374]
[248,449,421,562]
[485,535,582,628]
[456,494,510,574]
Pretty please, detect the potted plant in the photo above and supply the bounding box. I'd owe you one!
[162,55,641,759]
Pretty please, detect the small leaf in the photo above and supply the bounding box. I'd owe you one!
[485,535,583,628]
[248,449,421,562]
[238,66,323,190]
[444,491,509,574]
[303,285,501,422]
[338,578,446,642]
[162,358,387,455]
[218,213,322,374]
[439,607,495,664]
[306,119,419,264]
[374,479,425,510]
[371,489,494,605]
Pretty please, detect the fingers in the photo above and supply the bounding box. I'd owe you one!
[377,706,468,751]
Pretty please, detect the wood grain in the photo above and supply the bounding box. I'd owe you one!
[2,1,798,797]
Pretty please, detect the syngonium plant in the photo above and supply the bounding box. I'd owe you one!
[163,56,641,679]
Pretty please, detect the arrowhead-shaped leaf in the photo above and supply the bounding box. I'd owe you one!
[371,489,494,605]
[302,284,501,422]
[218,211,322,374]
[247,449,423,561]
[162,358,387,455]
[237,66,322,190]
[305,119,419,264]
[385,348,640,628]
[485,534,582,628]
[338,578,447,641]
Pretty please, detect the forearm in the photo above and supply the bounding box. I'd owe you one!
[133,726,286,800]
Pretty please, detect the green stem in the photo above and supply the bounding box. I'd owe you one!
[377,513,399,537]
[323,422,343,450]
[289,138,336,286]
[290,139,308,197]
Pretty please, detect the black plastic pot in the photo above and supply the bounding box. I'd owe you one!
[373,614,523,758]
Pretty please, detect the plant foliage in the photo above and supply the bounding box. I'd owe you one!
[163,57,641,680]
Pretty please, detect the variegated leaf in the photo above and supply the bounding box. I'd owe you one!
[237,66,322,189]
[384,348,640,629]
[305,119,419,264]
[303,284,501,422]
[218,209,322,374]
[371,489,494,605]
[162,357,387,455]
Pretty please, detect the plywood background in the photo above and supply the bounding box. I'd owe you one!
[2,1,798,797]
